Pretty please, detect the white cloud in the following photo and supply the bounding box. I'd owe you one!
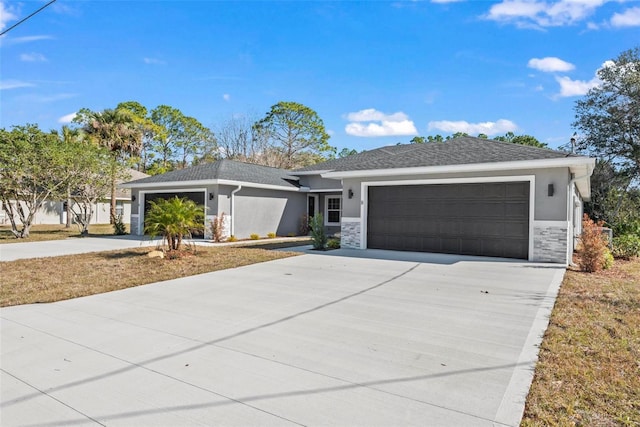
[344,108,418,137]
[0,35,53,46]
[20,52,47,62]
[143,57,166,65]
[0,1,18,31]
[484,0,606,28]
[58,112,78,124]
[528,57,575,72]
[611,7,640,27]
[427,119,518,136]
[555,75,599,97]
[222,93,230,101]
[554,60,614,97]
[0,79,35,90]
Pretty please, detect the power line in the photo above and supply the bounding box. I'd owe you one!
[0,0,58,37]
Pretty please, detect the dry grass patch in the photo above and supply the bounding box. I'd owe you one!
[522,258,640,426]
[0,224,121,243]
[0,246,300,307]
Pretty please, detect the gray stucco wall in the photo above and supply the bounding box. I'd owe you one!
[219,186,306,239]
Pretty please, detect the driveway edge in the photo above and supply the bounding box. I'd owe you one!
[493,267,566,427]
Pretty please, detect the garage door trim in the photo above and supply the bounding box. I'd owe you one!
[138,188,207,237]
[360,176,535,261]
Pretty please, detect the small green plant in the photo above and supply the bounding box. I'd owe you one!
[267,232,276,239]
[309,213,327,250]
[210,212,226,243]
[578,214,610,273]
[250,233,260,240]
[612,234,640,259]
[113,214,127,235]
[603,249,614,269]
[227,235,237,242]
[327,238,340,249]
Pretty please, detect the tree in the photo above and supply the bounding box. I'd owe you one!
[573,47,640,182]
[59,125,82,228]
[149,105,216,171]
[0,125,72,238]
[65,143,125,236]
[117,101,163,174]
[253,101,333,169]
[338,147,358,158]
[494,132,547,148]
[74,107,143,223]
[144,196,205,251]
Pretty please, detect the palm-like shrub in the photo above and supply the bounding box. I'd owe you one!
[144,197,204,251]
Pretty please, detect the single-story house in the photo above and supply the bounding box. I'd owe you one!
[121,137,595,265]
[1,169,149,226]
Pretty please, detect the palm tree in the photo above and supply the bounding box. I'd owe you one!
[75,107,143,223]
[144,197,205,251]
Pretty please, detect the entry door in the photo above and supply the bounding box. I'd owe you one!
[307,195,318,219]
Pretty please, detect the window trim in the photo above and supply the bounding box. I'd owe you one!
[324,195,342,226]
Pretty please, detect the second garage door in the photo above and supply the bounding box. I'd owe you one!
[144,191,206,238]
[367,182,530,259]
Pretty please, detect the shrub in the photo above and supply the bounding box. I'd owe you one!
[250,233,260,240]
[144,196,204,252]
[309,213,327,250]
[267,232,276,239]
[210,212,226,243]
[577,214,610,273]
[327,238,340,249]
[299,214,310,235]
[227,235,237,242]
[603,249,614,269]
[113,214,127,235]
[612,234,640,259]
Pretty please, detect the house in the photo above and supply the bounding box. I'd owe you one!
[0,169,149,226]
[122,137,595,265]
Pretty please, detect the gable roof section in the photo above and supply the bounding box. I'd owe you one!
[295,137,583,173]
[121,159,301,190]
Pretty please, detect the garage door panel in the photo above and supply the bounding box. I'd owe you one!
[367,182,529,259]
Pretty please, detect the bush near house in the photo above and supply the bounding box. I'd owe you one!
[309,214,327,250]
[577,214,612,273]
[250,233,260,240]
[210,213,226,243]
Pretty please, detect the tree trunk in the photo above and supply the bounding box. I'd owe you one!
[66,187,72,228]
[110,162,117,224]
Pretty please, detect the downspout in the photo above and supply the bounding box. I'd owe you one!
[567,173,590,266]
[230,185,242,237]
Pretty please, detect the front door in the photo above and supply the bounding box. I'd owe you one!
[307,194,318,219]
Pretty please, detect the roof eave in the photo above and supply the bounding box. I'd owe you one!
[321,157,596,179]
[119,178,302,192]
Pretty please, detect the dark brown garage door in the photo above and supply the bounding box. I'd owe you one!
[367,182,529,259]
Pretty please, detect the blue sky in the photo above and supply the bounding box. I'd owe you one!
[1,0,638,153]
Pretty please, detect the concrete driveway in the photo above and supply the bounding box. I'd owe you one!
[0,236,162,262]
[1,250,565,426]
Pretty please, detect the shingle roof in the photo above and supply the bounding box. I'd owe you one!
[124,159,301,189]
[295,136,579,173]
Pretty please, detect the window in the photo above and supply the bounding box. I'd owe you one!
[325,196,341,225]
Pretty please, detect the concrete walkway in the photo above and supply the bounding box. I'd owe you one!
[0,249,565,426]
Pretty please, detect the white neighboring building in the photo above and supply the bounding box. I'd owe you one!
[0,169,148,226]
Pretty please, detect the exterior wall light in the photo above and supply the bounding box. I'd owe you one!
[209,192,215,200]
[348,189,354,199]
[131,194,136,202]
[548,184,554,197]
